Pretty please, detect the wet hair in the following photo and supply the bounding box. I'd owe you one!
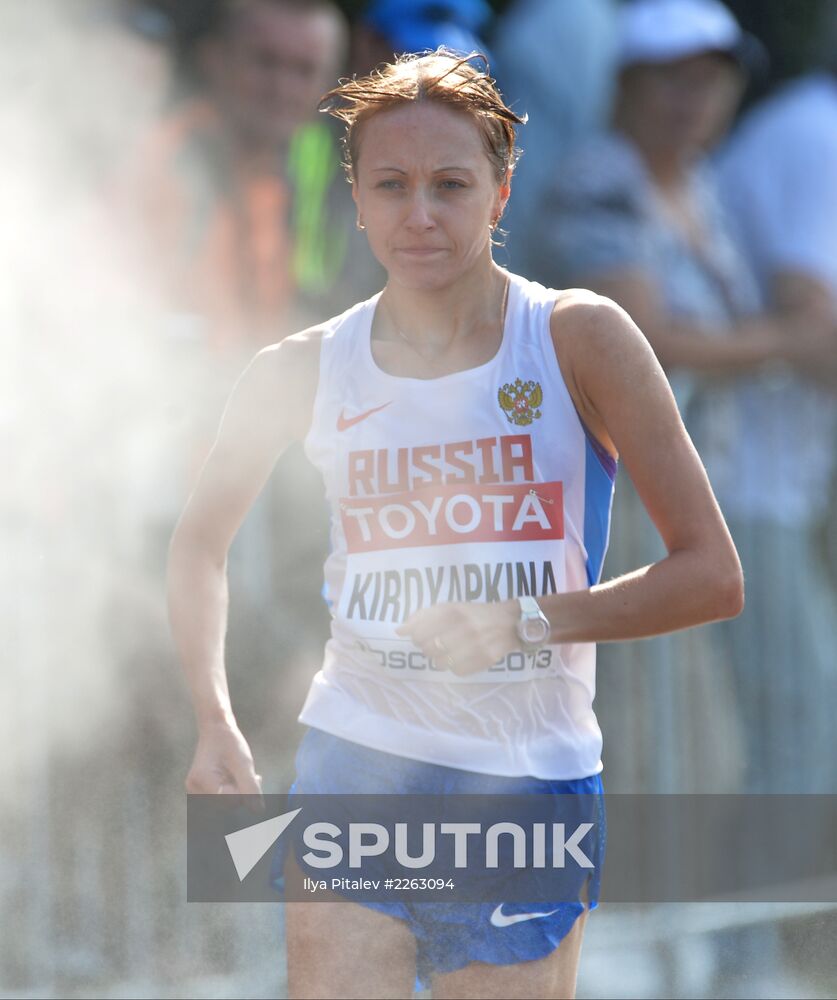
[318,48,526,186]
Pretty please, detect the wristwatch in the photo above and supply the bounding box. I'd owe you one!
[516,596,551,652]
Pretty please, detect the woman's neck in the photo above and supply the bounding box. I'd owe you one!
[379,256,508,352]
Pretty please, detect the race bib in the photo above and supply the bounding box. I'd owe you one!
[335,479,566,683]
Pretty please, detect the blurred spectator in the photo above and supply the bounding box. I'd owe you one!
[111,3,383,733]
[84,2,177,178]
[528,0,837,797]
[351,0,493,76]
[123,0,379,359]
[714,6,837,794]
[491,0,618,274]
[717,56,837,364]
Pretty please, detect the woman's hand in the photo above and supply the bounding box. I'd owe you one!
[185,720,264,811]
[395,599,521,676]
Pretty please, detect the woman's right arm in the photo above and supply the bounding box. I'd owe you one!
[167,330,321,794]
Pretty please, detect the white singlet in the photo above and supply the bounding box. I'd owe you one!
[298,270,617,779]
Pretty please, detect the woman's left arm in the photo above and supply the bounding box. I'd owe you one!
[397,294,744,674]
[535,292,744,644]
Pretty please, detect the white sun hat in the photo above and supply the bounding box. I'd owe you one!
[617,0,764,71]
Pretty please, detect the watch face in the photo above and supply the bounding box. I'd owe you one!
[521,617,549,644]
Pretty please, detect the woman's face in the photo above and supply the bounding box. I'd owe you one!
[619,52,743,156]
[351,102,509,290]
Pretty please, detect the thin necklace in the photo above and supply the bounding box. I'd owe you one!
[382,273,511,364]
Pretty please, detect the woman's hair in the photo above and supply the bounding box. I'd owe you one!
[318,48,525,186]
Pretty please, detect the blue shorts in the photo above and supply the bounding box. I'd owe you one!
[274,726,606,990]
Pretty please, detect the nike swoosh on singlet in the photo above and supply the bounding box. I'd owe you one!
[489,904,563,928]
[336,401,393,431]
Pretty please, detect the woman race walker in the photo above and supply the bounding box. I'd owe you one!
[168,50,744,1000]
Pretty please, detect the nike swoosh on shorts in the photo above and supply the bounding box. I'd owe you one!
[489,904,563,928]
[336,401,393,431]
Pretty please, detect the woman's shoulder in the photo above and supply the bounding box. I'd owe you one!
[550,286,629,325]
[548,287,642,364]
[509,270,629,326]
[256,290,381,387]
[547,289,630,462]
[242,326,323,416]
[270,322,327,361]
[510,271,616,314]
[266,293,379,359]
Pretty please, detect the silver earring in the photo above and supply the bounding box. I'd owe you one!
[356,217,366,231]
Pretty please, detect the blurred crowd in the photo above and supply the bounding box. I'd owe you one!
[6,0,835,783]
[18,0,834,789]
[4,0,836,994]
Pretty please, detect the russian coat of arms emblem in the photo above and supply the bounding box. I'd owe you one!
[498,378,543,426]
